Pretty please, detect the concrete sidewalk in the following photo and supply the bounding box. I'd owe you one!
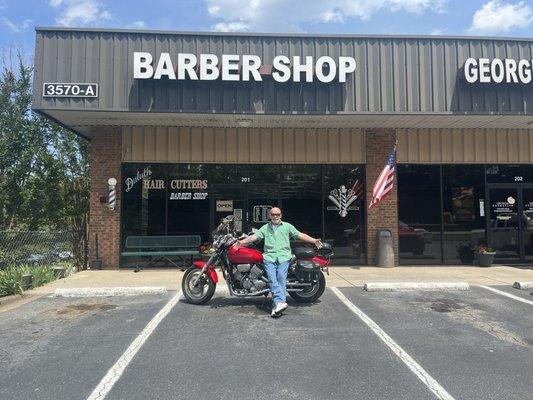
[1,265,532,313]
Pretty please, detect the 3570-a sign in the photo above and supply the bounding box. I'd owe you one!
[43,83,98,98]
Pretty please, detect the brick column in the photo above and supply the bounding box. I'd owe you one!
[365,129,398,266]
[89,127,122,269]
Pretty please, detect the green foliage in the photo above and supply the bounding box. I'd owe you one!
[29,264,56,288]
[0,261,75,297]
[0,52,89,270]
[0,266,26,296]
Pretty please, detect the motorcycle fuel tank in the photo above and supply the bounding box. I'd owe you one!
[228,245,263,264]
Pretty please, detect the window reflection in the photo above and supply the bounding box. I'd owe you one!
[398,165,441,264]
[167,164,210,243]
[122,164,166,238]
[442,165,486,264]
[121,163,366,266]
[324,165,365,264]
[281,165,321,239]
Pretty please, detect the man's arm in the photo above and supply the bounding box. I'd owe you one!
[239,234,258,246]
[298,232,323,249]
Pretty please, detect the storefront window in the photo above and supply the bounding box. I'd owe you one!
[398,165,441,264]
[486,164,533,184]
[235,164,280,184]
[122,164,166,238]
[442,165,486,264]
[281,165,322,239]
[121,163,365,266]
[324,165,365,264]
[167,164,210,242]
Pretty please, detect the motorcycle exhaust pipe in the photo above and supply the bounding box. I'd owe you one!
[286,282,313,288]
[228,286,270,297]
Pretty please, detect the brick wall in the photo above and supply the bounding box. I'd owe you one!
[365,129,398,265]
[89,127,122,269]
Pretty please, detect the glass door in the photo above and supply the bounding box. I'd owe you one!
[245,185,281,233]
[211,184,246,236]
[487,187,520,261]
[521,188,533,261]
[211,184,281,236]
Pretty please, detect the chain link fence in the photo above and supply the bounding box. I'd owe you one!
[0,231,86,270]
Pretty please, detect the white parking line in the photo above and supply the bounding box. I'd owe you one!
[478,285,533,306]
[86,291,182,400]
[331,287,455,400]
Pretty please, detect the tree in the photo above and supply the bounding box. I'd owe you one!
[0,53,90,270]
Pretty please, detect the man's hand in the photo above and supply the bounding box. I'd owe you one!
[239,234,257,247]
[298,232,323,248]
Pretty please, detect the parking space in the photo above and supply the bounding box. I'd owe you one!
[338,286,533,400]
[1,283,532,400]
[480,284,533,302]
[105,290,435,400]
[0,293,174,400]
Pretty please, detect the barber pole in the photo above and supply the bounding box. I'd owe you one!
[108,178,117,210]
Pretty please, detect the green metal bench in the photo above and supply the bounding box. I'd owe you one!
[121,235,201,272]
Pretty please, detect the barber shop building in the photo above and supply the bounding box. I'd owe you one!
[32,27,533,267]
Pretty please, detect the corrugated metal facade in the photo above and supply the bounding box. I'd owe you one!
[122,126,533,164]
[122,127,365,163]
[33,29,533,115]
[397,128,533,163]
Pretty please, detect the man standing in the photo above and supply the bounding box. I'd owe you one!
[238,207,322,317]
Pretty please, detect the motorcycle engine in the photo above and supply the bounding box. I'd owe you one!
[232,264,268,292]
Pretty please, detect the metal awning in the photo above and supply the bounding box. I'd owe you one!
[37,109,533,139]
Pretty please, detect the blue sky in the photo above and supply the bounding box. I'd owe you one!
[1,1,533,64]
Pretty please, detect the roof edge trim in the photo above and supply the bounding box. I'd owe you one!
[34,26,533,43]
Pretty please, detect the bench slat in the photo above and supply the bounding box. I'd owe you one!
[124,235,201,249]
[121,251,200,257]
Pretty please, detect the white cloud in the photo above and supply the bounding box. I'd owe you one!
[48,0,112,27]
[206,0,448,32]
[127,20,147,29]
[430,28,444,35]
[469,1,533,34]
[1,18,33,33]
[213,21,250,32]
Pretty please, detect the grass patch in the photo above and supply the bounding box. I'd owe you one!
[30,265,56,288]
[0,261,76,298]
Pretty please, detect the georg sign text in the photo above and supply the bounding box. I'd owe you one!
[464,58,533,84]
[133,52,356,83]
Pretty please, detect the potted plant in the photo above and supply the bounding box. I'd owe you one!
[476,245,496,267]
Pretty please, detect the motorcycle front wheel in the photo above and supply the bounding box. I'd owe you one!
[289,271,326,303]
[182,266,216,305]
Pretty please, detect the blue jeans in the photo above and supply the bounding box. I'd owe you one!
[264,260,290,306]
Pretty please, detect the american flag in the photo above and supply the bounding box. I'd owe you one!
[368,144,397,209]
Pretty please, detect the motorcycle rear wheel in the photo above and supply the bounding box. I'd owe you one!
[289,271,326,303]
[182,266,216,305]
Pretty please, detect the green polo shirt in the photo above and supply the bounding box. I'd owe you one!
[255,221,300,263]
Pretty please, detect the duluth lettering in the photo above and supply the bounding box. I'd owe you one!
[125,166,152,192]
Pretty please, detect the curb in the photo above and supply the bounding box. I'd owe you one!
[512,282,533,290]
[53,287,168,297]
[363,282,470,292]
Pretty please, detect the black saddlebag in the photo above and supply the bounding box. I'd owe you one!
[293,246,317,259]
[295,260,320,283]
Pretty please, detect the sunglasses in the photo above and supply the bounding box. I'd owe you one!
[270,213,281,217]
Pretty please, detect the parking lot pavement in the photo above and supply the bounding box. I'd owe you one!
[338,286,533,400]
[479,284,533,302]
[2,285,532,400]
[0,293,174,400]
[104,290,437,400]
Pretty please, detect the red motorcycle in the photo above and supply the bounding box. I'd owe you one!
[182,216,332,305]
